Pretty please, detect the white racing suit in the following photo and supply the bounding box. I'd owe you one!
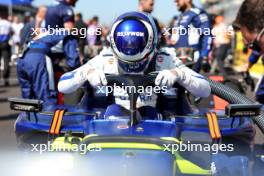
[58,48,211,117]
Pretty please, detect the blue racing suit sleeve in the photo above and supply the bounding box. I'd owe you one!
[35,31,80,69]
[249,50,261,64]
[63,36,81,69]
[193,12,212,58]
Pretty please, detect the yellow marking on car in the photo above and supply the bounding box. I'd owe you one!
[51,136,81,151]
[175,153,211,175]
[160,137,181,144]
[82,134,98,141]
[86,142,165,151]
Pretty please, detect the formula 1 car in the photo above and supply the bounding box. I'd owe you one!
[9,74,264,176]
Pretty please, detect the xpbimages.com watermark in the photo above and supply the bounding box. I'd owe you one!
[30,141,234,155]
[163,142,234,154]
[97,83,168,96]
[31,141,102,154]
[31,25,102,38]
[162,25,234,38]
[28,24,234,40]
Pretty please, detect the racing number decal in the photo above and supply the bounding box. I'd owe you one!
[206,112,221,140]
[49,109,65,135]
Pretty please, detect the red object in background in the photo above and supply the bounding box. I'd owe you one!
[209,75,224,82]
[55,71,64,105]
[209,75,228,110]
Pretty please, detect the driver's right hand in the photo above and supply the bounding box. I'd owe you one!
[86,68,107,88]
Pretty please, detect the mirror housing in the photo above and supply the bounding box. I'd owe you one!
[8,97,43,112]
[225,104,262,117]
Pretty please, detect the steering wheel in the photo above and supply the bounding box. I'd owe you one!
[105,73,157,126]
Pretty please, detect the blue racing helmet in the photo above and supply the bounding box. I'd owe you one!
[110,11,158,73]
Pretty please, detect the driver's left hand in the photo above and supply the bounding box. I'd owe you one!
[155,69,180,88]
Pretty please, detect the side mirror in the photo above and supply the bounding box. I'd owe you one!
[8,97,43,112]
[225,104,262,117]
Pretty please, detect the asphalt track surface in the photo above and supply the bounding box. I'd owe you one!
[0,66,20,150]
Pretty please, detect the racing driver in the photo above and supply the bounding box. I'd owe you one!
[58,12,211,118]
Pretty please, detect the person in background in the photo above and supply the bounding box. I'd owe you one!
[138,0,165,47]
[45,0,78,30]
[0,13,12,86]
[172,0,212,72]
[101,25,110,46]
[20,6,47,47]
[7,15,13,22]
[210,15,231,76]
[86,16,102,58]
[74,12,87,64]
[166,16,179,46]
[17,30,80,109]
[44,0,80,97]
[11,16,24,60]
[233,0,264,104]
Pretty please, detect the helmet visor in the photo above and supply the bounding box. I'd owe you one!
[113,19,149,56]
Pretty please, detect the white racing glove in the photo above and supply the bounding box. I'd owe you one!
[155,69,181,88]
[59,66,108,94]
[86,68,107,88]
